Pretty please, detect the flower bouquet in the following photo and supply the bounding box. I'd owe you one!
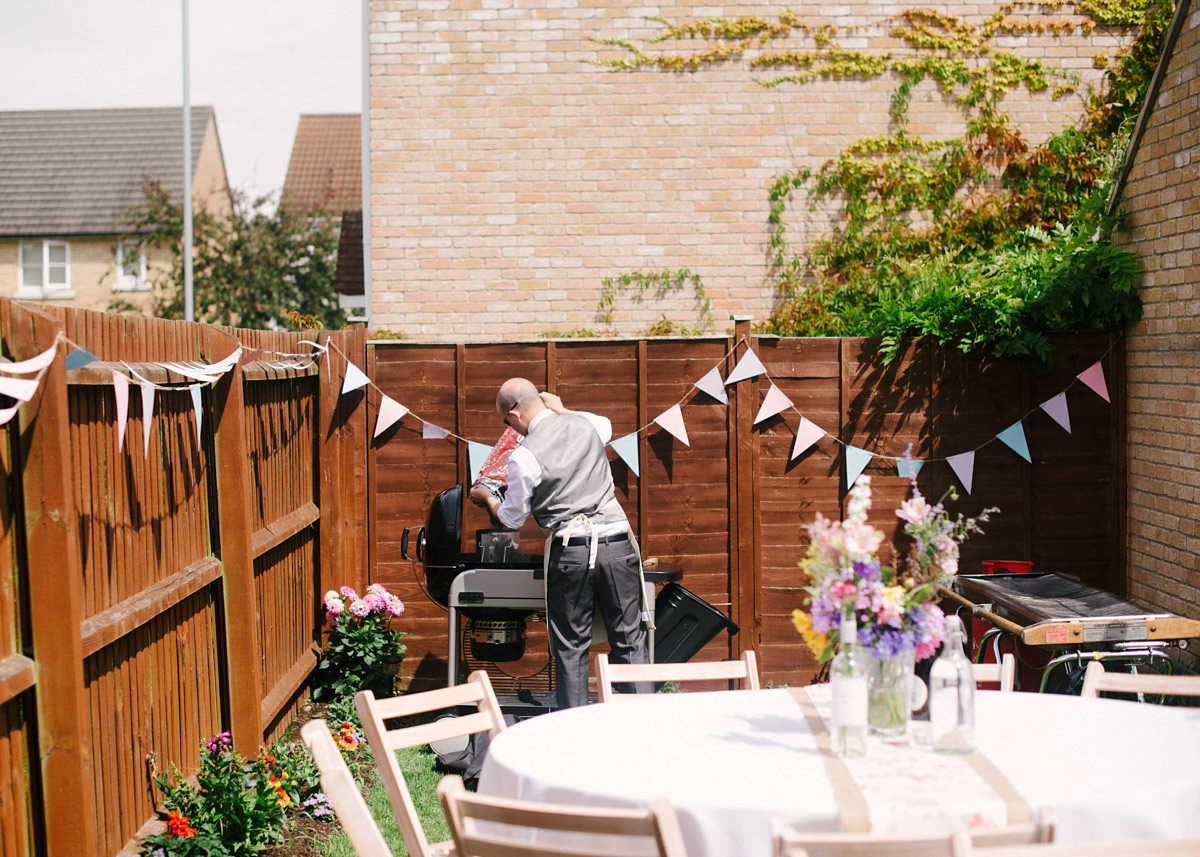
[315,584,407,700]
[792,473,995,735]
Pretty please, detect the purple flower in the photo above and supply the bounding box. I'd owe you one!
[204,730,233,754]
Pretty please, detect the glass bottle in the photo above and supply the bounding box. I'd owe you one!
[830,611,868,758]
[929,614,976,754]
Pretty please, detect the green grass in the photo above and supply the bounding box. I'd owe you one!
[321,744,450,857]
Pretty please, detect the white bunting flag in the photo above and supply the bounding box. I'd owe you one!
[693,367,728,405]
[423,421,449,440]
[845,445,873,488]
[897,458,924,479]
[141,384,156,459]
[996,421,1031,463]
[947,451,975,494]
[191,386,203,439]
[373,395,409,439]
[653,404,690,446]
[467,442,492,484]
[341,360,370,394]
[725,348,766,385]
[790,418,825,460]
[610,433,640,476]
[1040,392,1071,433]
[753,384,793,425]
[0,343,57,375]
[1077,361,1110,403]
[0,402,21,427]
[157,361,224,384]
[0,376,40,402]
[113,373,129,452]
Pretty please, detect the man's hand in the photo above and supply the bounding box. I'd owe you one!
[468,484,494,508]
[539,391,570,414]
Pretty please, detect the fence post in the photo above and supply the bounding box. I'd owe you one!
[728,316,760,655]
[208,328,264,755]
[9,302,98,857]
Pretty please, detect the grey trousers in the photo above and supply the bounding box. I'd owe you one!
[545,534,649,709]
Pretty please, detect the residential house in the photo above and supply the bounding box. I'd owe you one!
[0,106,231,313]
[278,113,364,317]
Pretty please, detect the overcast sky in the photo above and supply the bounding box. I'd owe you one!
[0,0,361,199]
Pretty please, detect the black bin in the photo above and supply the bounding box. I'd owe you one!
[652,582,739,663]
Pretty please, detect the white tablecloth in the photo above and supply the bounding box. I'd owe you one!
[477,687,1200,857]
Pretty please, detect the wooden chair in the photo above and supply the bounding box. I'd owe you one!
[594,650,760,702]
[771,807,1055,857]
[437,774,691,857]
[1080,660,1200,700]
[356,670,509,857]
[301,719,394,857]
[971,652,1016,692]
[955,839,1200,857]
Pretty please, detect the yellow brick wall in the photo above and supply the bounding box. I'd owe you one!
[1117,9,1200,623]
[367,0,1130,340]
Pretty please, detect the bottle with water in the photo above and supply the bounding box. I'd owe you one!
[929,614,975,754]
[830,612,868,758]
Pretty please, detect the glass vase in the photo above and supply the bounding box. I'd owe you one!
[866,649,915,738]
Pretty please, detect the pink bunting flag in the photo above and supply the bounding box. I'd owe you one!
[754,384,793,425]
[653,404,690,446]
[1076,361,1110,403]
[694,367,728,405]
[141,385,156,459]
[0,376,39,402]
[947,451,975,495]
[0,402,21,427]
[0,343,58,375]
[1040,392,1071,433]
[725,348,766,385]
[423,421,450,440]
[790,417,825,459]
[113,373,129,452]
[374,395,410,439]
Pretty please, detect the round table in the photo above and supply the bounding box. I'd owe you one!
[477,687,1200,857]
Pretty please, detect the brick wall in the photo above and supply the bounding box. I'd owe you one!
[1117,7,1200,624]
[368,0,1129,339]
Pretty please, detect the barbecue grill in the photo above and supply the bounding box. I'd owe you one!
[403,484,699,695]
[941,571,1200,692]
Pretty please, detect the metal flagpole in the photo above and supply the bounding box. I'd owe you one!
[182,0,194,321]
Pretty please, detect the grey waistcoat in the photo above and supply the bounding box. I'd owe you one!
[520,412,626,533]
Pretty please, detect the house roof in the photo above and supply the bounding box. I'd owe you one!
[0,106,220,238]
[279,114,361,214]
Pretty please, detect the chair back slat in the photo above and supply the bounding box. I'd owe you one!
[300,720,393,857]
[1080,661,1200,699]
[596,651,760,701]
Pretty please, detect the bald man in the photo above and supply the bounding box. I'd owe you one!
[470,378,649,708]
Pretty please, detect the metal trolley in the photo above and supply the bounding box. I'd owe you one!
[940,571,1200,692]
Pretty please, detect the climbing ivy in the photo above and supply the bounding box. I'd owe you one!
[588,0,1165,358]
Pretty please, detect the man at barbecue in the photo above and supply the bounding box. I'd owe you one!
[469,377,650,709]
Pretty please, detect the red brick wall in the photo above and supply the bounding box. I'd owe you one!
[367,0,1128,339]
[1116,8,1200,623]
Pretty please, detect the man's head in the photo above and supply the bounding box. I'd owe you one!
[496,378,544,435]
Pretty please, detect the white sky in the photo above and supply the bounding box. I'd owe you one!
[0,0,361,200]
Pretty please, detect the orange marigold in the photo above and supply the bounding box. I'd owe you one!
[165,810,197,839]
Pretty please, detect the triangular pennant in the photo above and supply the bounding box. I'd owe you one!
[467,442,492,484]
[0,376,40,403]
[725,348,766,385]
[790,417,825,460]
[610,433,640,477]
[190,386,203,440]
[1039,392,1071,433]
[0,343,57,375]
[373,395,409,439]
[422,421,449,440]
[157,362,222,384]
[693,367,728,405]
[845,445,873,488]
[996,421,1032,463]
[652,404,690,446]
[113,373,129,452]
[1076,361,1110,403]
[947,451,975,494]
[237,348,263,369]
[141,385,156,460]
[0,402,21,427]
[65,347,98,371]
[897,458,924,479]
[753,384,793,425]
[341,360,370,394]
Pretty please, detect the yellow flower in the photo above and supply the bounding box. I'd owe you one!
[791,609,828,658]
[275,786,291,807]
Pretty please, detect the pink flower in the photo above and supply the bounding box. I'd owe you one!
[896,494,932,526]
[366,583,388,598]
[386,596,405,617]
[348,598,370,618]
[325,598,344,617]
[829,580,858,601]
[362,593,385,613]
[339,586,357,598]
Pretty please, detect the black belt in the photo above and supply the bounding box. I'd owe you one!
[564,531,629,546]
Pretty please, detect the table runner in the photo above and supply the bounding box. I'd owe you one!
[789,686,1031,835]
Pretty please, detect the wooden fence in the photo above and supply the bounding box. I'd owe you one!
[371,320,1124,695]
[0,300,366,857]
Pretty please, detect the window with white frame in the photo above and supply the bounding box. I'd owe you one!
[114,240,149,291]
[18,240,72,299]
